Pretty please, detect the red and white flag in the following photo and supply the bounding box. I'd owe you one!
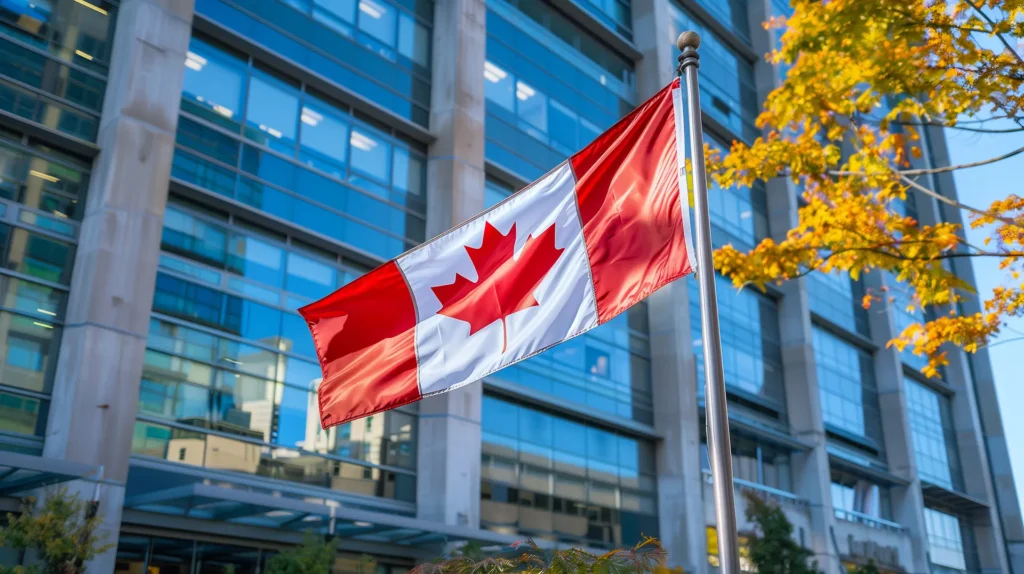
[300,79,695,428]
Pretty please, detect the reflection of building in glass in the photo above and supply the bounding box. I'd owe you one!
[0,0,1018,572]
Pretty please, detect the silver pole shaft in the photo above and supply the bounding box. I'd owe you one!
[677,31,741,574]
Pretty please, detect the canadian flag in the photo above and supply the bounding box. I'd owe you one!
[300,79,695,428]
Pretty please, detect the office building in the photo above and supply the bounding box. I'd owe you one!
[0,0,1021,571]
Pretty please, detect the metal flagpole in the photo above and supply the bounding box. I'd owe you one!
[677,31,742,574]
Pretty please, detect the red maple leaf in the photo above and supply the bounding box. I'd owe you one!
[431,221,564,353]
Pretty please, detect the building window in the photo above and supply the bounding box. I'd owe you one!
[887,272,943,376]
[691,274,785,420]
[480,395,658,549]
[0,0,117,140]
[691,0,750,44]
[808,272,870,338]
[575,0,632,39]
[905,379,963,491]
[484,0,635,180]
[701,434,792,493]
[196,0,431,125]
[701,133,768,251]
[813,326,883,453]
[175,38,427,261]
[668,4,758,142]
[484,177,514,209]
[490,303,653,424]
[706,526,756,572]
[925,507,976,573]
[0,135,88,442]
[0,389,45,436]
[138,198,417,501]
[830,468,892,524]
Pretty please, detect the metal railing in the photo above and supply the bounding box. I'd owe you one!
[833,508,906,532]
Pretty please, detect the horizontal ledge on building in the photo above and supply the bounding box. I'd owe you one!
[833,508,906,532]
[122,470,592,554]
[0,451,101,497]
[485,159,531,191]
[921,481,991,513]
[192,14,436,148]
[827,452,910,487]
[675,0,759,63]
[701,470,808,506]
[0,430,45,452]
[0,110,100,159]
[546,0,642,61]
[129,456,416,515]
[808,312,878,352]
[697,405,812,452]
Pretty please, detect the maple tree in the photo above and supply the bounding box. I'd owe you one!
[704,0,1024,376]
[431,221,564,353]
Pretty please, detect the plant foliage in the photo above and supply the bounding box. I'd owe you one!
[0,489,111,574]
[409,536,680,574]
[264,534,337,574]
[744,492,821,574]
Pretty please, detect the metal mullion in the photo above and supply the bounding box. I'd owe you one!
[0,76,102,118]
[176,112,428,220]
[155,265,294,316]
[0,384,51,402]
[0,140,91,172]
[0,266,72,293]
[159,204,360,289]
[149,311,309,364]
[0,36,110,81]
[200,2,434,126]
[174,143,420,243]
[0,302,65,327]
[5,204,81,241]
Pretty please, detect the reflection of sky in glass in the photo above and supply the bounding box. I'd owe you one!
[906,379,959,490]
[690,274,784,412]
[813,326,869,438]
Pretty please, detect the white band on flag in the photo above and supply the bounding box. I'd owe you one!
[672,86,698,275]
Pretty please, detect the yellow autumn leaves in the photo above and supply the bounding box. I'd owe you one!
[702,0,1024,376]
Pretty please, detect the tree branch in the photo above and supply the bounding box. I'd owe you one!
[899,173,1024,229]
[965,0,1024,68]
[782,245,1021,282]
[864,117,1024,134]
[898,144,1024,175]
[827,145,1024,178]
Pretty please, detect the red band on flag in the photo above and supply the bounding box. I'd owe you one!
[298,261,420,427]
[571,78,691,324]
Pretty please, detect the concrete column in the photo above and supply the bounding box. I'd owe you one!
[863,271,932,574]
[769,234,841,573]
[647,281,707,571]
[415,0,487,527]
[40,0,194,570]
[633,1,707,569]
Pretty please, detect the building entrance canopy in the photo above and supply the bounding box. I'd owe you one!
[122,461,523,553]
[0,452,99,497]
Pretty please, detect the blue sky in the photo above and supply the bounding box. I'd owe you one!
[944,120,1024,508]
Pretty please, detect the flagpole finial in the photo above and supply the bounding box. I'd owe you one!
[677,31,700,51]
[677,31,700,76]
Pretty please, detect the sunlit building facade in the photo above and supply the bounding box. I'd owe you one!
[0,0,1021,572]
